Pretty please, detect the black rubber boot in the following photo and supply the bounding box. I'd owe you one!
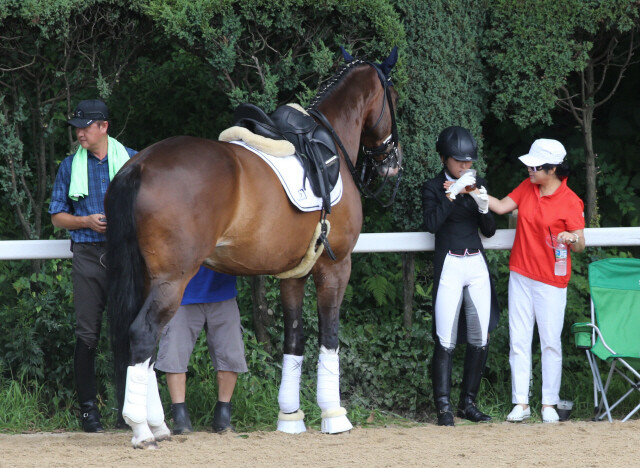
[80,400,105,433]
[75,340,104,432]
[432,342,454,426]
[457,343,492,422]
[212,401,235,433]
[171,403,193,435]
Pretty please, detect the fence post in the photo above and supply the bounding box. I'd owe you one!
[402,252,415,330]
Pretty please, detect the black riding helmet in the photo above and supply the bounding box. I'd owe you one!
[436,126,477,161]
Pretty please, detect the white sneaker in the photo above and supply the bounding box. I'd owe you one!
[542,407,560,423]
[506,405,531,422]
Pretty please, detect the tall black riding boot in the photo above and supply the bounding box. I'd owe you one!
[171,402,193,435]
[212,401,235,433]
[74,340,104,432]
[432,342,454,426]
[457,343,492,422]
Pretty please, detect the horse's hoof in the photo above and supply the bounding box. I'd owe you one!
[277,410,306,434]
[150,422,172,442]
[133,439,159,450]
[321,408,353,434]
[127,417,157,448]
[154,433,171,442]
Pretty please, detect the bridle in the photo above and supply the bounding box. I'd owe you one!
[307,60,402,208]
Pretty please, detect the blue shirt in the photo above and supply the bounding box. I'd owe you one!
[182,266,237,305]
[49,147,137,243]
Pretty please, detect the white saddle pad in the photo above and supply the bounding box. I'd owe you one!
[230,140,343,212]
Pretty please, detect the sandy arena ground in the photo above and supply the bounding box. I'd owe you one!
[1,419,639,467]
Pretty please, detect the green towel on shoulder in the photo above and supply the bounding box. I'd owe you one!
[68,136,131,201]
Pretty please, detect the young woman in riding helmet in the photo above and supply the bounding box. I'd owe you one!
[421,126,500,426]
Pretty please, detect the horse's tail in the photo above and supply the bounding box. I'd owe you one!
[105,162,145,421]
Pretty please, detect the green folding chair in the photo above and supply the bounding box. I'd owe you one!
[571,257,640,422]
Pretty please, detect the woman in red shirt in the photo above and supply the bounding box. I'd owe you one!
[488,139,585,423]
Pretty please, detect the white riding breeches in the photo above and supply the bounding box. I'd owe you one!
[435,253,491,349]
[508,271,566,405]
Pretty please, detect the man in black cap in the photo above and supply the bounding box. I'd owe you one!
[49,99,137,432]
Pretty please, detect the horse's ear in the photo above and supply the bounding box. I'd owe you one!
[379,46,398,77]
[384,46,398,69]
[340,46,354,63]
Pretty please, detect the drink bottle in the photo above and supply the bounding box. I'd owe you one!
[554,242,567,276]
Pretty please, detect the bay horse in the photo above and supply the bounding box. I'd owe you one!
[105,47,402,448]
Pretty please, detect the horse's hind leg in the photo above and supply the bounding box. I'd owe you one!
[123,358,157,448]
[313,257,353,434]
[123,281,181,448]
[147,364,171,441]
[277,276,308,434]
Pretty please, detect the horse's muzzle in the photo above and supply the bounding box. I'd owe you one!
[377,164,399,177]
[376,143,402,177]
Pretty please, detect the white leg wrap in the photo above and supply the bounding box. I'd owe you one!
[277,354,306,434]
[123,359,155,448]
[278,354,303,413]
[123,360,150,425]
[147,366,171,441]
[317,352,340,412]
[317,348,352,434]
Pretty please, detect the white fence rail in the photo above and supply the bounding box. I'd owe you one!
[1,227,639,260]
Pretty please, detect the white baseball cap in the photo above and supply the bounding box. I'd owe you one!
[518,139,566,166]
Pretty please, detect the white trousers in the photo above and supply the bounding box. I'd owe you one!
[435,253,491,349]
[508,271,566,405]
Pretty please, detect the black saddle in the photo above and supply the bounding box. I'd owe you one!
[232,103,340,213]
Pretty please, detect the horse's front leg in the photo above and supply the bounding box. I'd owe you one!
[314,256,353,434]
[123,286,175,448]
[277,276,308,434]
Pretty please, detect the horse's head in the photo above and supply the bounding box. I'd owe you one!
[357,47,403,179]
[308,47,403,207]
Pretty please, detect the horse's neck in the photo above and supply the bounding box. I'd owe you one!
[318,86,369,164]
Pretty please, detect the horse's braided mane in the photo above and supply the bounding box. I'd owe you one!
[306,59,366,111]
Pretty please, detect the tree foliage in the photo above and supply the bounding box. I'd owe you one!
[484,0,590,127]
[0,0,405,245]
[0,0,153,241]
[484,0,640,225]
[143,0,406,111]
[390,0,488,231]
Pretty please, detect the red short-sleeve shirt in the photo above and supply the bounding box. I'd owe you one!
[508,178,585,288]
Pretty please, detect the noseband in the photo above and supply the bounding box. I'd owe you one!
[307,61,403,208]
